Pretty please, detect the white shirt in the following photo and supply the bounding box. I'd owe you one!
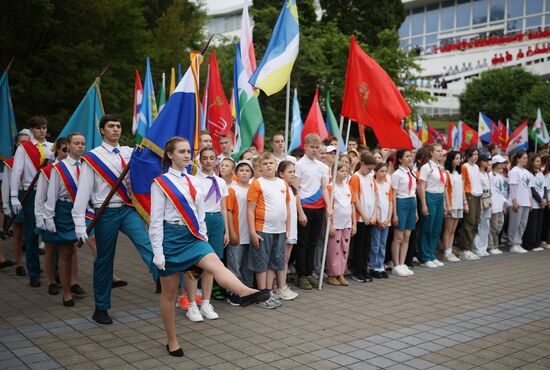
[10,138,54,195]
[508,166,531,207]
[44,158,81,220]
[375,180,392,223]
[447,170,464,210]
[545,172,550,201]
[1,168,10,214]
[72,142,133,229]
[419,160,445,193]
[350,172,376,222]
[35,161,58,222]
[296,155,327,208]
[196,171,229,212]
[288,189,298,243]
[463,163,483,196]
[391,166,416,199]
[490,172,508,213]
[248,177,289,234]
[274,154,296,166]
[530,171,545,209]
[330,182,353,229]
[149,167,207,256]
[229,182,251,245]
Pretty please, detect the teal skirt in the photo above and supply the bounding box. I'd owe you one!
[42,201,78,245]
[205,212,224,258]
[159,222,214,277]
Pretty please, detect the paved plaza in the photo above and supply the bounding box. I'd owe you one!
[1,235,550,370]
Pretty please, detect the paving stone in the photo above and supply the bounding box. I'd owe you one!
[329,354,358,366]
[366,355,397,368]
[347,349,377,361]
[404,358,438,369]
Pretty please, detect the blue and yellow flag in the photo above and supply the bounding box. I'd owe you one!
[57,79,104,152]
[0,71,17,169]
[249,0,299,96]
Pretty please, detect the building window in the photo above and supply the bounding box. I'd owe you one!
[441,0,455,30]
[473,0,488,24]
[426,4,439,33]
[491,0,505,21]
[457,0,472,28]
[411,7,425,36]
[526,0,544,15]
[400,14,411,37]
[507,0,524,18]
[526,15,543,29]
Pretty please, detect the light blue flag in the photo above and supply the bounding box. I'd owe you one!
[288,88,303,152]
[0,71,17,174]
[57,79,104,153]
[136,57,157,144]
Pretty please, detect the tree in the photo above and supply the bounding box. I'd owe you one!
[514,82,550,124]
[459,67,538,127]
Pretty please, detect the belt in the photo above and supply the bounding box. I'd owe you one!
[205,211,221,215]
[166,220,187,226]
[59,197,73,202]
[94,202,125,208]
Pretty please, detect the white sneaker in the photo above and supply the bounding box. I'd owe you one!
[432,259,444,267]
[469,251,480,260]
[532,247,544,251]
[186,305,203,322]
[489,248,503,255]
[460,251,476,261]
[278,285,298,301]
[544,244,550,250]
[483,251,491,257]
[444,254,460,262]
[541,241,547,246]
[200,303,219,320]
[473,250,485,258]
[39,241,45,250]
[404,265,414,276]
[510,245,528,254]
[412,257,420,265]
[391,265,408,277]
[421,261,438,268]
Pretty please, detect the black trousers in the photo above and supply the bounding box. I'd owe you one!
[351,222,372,276]
[296,208,324,276]
[523,208,543,250]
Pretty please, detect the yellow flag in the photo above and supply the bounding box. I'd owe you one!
[169,67,176,97]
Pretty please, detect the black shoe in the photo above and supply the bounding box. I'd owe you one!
[48,283,59,295]
[0,260,15,269]
[155,278,161,294]
[166,344,184,357]
[112,280,128,289]
[16,266,26,276]
[63,298,74,307]
[371,271,384,279]
[363,273,373,282]
[70,284,85,295]
[240,290,271,307]
[352,274,366,283]
[226,293,241,306]
[29,277,41,288]
[92,309,113,325]
[380,271,389,279]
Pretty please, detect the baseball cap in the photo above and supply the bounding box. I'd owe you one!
[326,145,337,153]
[491,155,506,165]
[235,160,254,175]
[479,152,491,161]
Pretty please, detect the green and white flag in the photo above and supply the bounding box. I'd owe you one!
[531,107,549,146]
[157,72,166,114]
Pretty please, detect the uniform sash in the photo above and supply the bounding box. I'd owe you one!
[40,164,54,182]
[154,174,206,241]
[3,157,14,170]
[54,160,78,202]
[20,141,41,170]
[83,151,133,206]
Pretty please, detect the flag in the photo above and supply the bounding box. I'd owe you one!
[169,67,176,97]
[203,50,233,154]
[288,88,303,152]
[420,122,428,144]
[409,129,422,149]
[497,119,508,149]
[157,73,166,114]
[447,122,458,149]
[0,71,17,167]
[135,57,158,144]
[478,112,492,142]
[301,88,328,146]
[358,124,367,146]
[460,122,479,151]
[130,53,202,221]
[253,123,265,152]
[177,63,182,82]
[507,119,529,155]
[249,0,299,96]
[531,108,549,146]
[325,91,346,152]
[490,119,499,143]
[342,36,412,149]
[57,79,104,153]
[427,125,446,146]
[131,70,143,136]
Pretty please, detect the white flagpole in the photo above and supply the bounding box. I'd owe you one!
[319,115,345,290]
[345,118,352,147]
[284,78,291,154]
[201,63,210,131]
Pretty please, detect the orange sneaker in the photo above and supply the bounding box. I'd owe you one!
[176,294,203,311]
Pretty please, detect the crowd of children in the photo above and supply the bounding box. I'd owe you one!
[2,116,550,356]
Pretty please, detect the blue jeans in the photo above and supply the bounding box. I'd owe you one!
[226,244,254,287]
[370,227,389,271]
[420,192,444,263]
[21,190,40,278]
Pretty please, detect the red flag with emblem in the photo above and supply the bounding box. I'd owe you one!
[459,122,479,151]
[342,36,412,149]
[202,50,233,154]
[427,124,446,145]
[497,120,508,149]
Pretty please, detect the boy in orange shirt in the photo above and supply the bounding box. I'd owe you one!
[248,152,290,309]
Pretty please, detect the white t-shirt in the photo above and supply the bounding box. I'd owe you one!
[391,166,416,199]
[349,172,376,222]
[508,166,531,207]
[490,172,508,213]
[288,189,298,243]
[419,160,445,193]
[296,156,326,209]
[530,171,545,209]
[447,170,464,210]
[228,183,250,244]
[330,182,353,229]
[462,163,483,196]
[375,180,392,223]
[196,171,229,212]
[248,177,289,234]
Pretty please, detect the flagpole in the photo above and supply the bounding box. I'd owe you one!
[345,118,351,147]
[202,62,210,131]
[5,57,15,73]
[319,115,345,290]
[284,77,291,154]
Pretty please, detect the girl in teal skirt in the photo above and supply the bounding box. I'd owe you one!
[149,137,269,357]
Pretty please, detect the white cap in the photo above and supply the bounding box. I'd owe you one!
[491,155,507,165]
[326,145,337,153]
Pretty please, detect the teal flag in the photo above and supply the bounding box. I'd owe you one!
[325,91,345,152]
[136,57,157,144]
[57,78,104,152]
[0,71,17,172]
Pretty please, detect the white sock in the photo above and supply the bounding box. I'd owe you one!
[188,301,198,309]
[202,299,210,307]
